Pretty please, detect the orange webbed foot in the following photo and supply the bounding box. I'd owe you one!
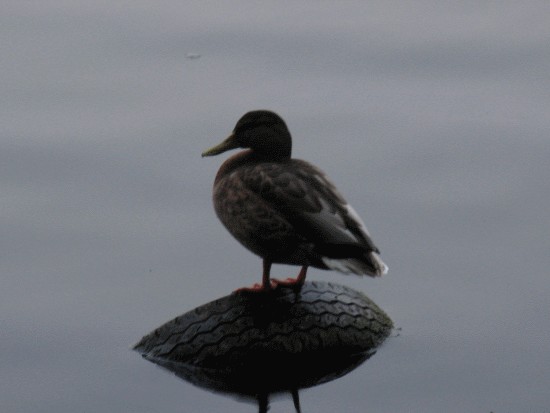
[233,280,277,294]
[271,277,305,291]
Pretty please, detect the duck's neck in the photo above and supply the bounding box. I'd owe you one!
[214,150,290,184]
[213,150,253,184]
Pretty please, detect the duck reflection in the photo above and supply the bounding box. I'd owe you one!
[134,281,393,412]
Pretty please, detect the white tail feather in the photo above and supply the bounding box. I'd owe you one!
[369,251,389,276]
[322,251,388,277]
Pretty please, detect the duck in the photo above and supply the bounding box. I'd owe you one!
[202,110,387,291]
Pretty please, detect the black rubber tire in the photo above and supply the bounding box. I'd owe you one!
[134,280,392,396]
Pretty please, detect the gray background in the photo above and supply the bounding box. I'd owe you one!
[2,2,549,412]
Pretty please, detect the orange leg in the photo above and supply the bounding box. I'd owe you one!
[272,265,308,289]
[234,260,275,293]
[261,260,272,290]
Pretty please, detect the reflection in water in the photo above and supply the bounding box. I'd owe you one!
[134,281,393,412]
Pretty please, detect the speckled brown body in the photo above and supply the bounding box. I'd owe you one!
[213,152,321,268]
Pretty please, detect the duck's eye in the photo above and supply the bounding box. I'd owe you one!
[236,120,261,134]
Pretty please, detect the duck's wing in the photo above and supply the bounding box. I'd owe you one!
[245,160,388,276]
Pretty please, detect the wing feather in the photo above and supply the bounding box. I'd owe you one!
[245,159,379,255]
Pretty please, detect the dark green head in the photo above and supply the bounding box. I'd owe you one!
[202,110,292,161]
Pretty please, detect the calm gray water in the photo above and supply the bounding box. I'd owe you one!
[2,2,549,412]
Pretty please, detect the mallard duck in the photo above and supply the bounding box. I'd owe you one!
[202,110,387,291]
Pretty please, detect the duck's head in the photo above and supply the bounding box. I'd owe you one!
[202,110,292,160]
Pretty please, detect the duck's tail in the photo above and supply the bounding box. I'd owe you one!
[321,251,388,277]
